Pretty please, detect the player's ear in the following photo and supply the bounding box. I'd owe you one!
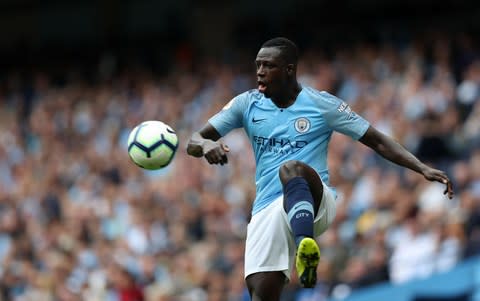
[286,64,295,75]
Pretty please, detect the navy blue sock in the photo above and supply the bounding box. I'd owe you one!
[284,177,314,247]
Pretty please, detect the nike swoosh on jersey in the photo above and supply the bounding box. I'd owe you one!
[252,117,267,123]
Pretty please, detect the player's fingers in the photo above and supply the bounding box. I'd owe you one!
[447,181,453,199]
[214,151,225,164]
[206,148,227,165]
[206,151,220,165]
[204,151,212,163]
[219,149,227,162]
[440,178,453,199]
[222,144,230,152]
[215,152,224,165]
[443,187,453,199]
[427,170,453,199]
[216,148,228,164]
[212,153,221,164]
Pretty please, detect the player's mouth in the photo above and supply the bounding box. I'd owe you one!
[258,81,267,93]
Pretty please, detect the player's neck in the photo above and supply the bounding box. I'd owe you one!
[271,83,302,108]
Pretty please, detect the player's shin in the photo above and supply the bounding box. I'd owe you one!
[284,177,314,246]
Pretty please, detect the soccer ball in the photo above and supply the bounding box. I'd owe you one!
[127,120,179,170]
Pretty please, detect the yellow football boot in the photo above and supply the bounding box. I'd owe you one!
[296,237,320,288]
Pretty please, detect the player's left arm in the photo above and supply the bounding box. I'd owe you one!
[359,126,454,199]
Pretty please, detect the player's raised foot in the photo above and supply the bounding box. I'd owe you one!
[296,237,320,288]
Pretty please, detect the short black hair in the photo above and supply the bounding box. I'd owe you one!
[261,37,299,64]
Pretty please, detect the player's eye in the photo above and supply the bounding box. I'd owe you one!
[255,61,275,70]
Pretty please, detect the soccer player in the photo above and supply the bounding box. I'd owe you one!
[187,37,454,301]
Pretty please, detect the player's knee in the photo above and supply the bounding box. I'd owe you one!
[279,160,309,184]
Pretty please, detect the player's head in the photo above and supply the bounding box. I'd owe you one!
[261,37,299,65]
[256,37,299,98]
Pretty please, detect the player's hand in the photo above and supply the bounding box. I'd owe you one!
[422,166,454,199]
[203,141,229,165]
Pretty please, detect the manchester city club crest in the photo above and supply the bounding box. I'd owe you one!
[294,117,311,133]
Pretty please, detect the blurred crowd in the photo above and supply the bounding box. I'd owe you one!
[0,32,480,301]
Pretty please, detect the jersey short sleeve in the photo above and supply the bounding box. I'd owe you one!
[208,92,250,137]
[314,90,370,140]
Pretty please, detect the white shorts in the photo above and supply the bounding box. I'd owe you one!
[244,182,336,281]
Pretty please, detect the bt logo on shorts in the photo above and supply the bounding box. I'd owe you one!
[296,212,310,218]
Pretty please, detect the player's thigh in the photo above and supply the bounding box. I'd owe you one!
[245,196,294,280]
[246,271,286,301]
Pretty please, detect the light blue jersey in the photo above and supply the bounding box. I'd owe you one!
[209,86,370,215]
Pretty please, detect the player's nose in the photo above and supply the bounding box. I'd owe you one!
[256,66,265,77]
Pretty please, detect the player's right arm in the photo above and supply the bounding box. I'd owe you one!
[187,124,230,165]
[187,92,249,165]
